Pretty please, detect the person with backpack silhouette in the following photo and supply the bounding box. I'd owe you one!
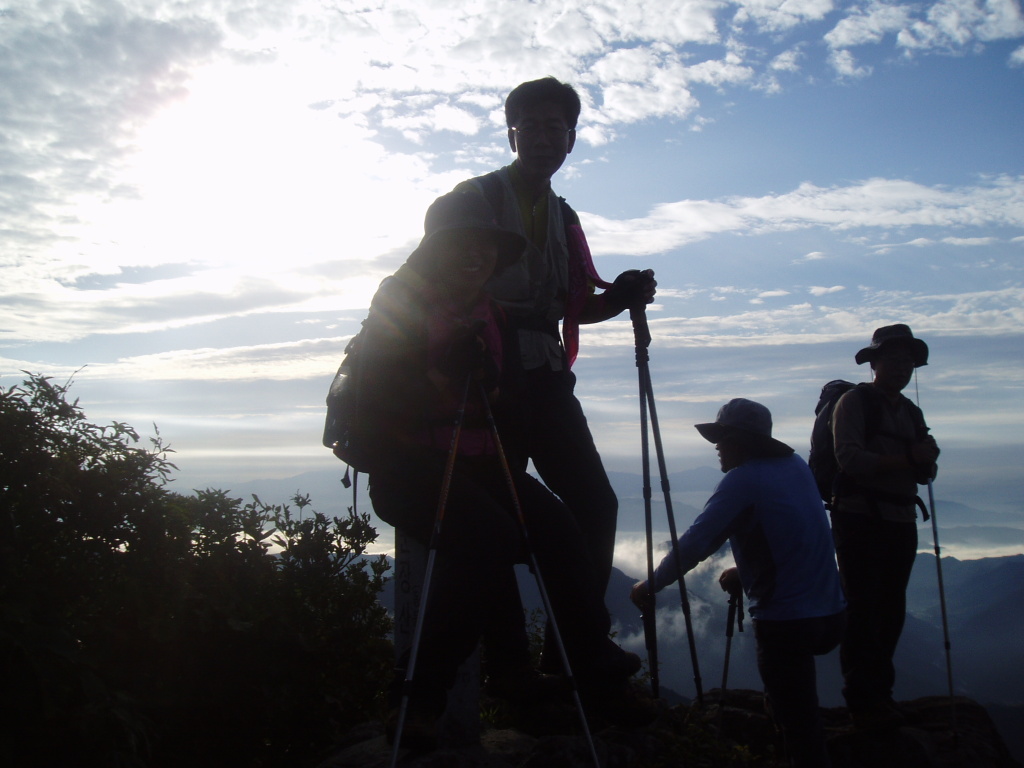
[455,78,656,590]
[452,77,657,675]
[359,191,651,749]
[829,324,940,730]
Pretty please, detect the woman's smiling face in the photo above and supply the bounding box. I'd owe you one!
[436,229,499,302]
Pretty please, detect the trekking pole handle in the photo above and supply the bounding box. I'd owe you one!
[629,305,652,352]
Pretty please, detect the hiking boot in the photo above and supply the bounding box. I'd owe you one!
[849,701,906,731]
[484,666,572,705]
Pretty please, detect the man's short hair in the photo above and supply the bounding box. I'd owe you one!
[504,77,581,129]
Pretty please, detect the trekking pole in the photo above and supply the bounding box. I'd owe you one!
[478,382,601,768]
[721,589,744,692]
[630,306,704,706]
[914,373,958,739]
[716,586,743,738]
[389,373,473,768]
[927,475,958,737]
[632,308,660,698]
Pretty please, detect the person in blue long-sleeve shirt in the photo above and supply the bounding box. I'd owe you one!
[632,398,846,768]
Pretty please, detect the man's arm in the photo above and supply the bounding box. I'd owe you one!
[630,483,743,610]
[579,269,657,324]
[646,475,747,593]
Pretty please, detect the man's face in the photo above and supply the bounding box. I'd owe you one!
[872,344,916,394]
[715,437,744,473]
[507,100,576,183]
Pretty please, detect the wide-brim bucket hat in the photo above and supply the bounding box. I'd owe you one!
[407,190,526,276]
[855,324,929,367]
[695,398,794,458]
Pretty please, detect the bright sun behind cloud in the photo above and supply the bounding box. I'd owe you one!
[55,54,465,318]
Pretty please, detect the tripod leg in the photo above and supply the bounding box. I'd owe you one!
[478,383,601,768]
[389,374,472,767]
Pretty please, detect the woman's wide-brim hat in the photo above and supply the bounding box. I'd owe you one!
[694,398,794,458]
[408,190,526,275]
[855,324,929,367]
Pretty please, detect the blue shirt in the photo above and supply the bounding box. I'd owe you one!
[652,453,845,621]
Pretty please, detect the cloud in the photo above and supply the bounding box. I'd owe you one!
[868,234,1013,253]
[5,159,1020,348]
[823,0,1024,56]
[770,47,804,72]
[809,285,845,296]
[579,1,723,46]
[380,100,483,140]
[942,236,998,246]
[795,251,827,263]
[582,175,1024,257]
[5,0,1022,281]
[0,335,346,384]
[0,3,223,249]
[8,281,1018,387]
[578,284,1024,351]
[825,2,913,48]
[591,49,700,124]
[828,48,872,77]
[732,0,836,32]
[898,0,1024,51]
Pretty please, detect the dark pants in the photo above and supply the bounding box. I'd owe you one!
[509,367,620,671]
[755,612,846,768]
[370,449,614,699]
[830,510,917,711]
[512,367,619,592]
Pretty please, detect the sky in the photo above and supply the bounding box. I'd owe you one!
[3,0,1024,555]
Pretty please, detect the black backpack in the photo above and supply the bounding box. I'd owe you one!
[808,380,877,507]
[322,326,371,484]
[808,379,930,519]
[322,272,435,486]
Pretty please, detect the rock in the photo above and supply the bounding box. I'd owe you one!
[319,691,1021,767]
[826,696,1020,768]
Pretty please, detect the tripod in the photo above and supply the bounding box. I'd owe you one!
[631,306,704,705]
[389,375,600,768]
[388,374,472,768]
[478,380,600,766]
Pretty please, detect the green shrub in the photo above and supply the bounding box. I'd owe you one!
[0,374,392,767]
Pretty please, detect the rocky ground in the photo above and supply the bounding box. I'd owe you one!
[318,689,1020,768]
